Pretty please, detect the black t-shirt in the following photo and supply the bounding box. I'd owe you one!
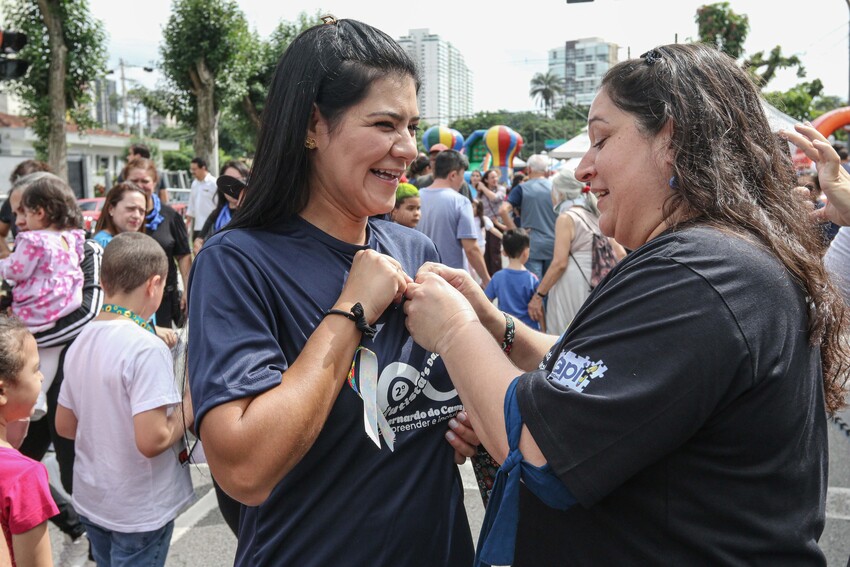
[148,204,190,290]
[515,226,827,565]
[0,198,18,238]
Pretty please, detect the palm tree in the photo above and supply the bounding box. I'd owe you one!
[529,72,565,117]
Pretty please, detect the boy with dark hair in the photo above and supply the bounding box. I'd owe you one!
[484,228,541,330]
[55,232,193,567]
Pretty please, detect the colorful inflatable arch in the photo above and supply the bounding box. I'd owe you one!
[421,126,464,152]
[463,129,491,173]
[484,125,523,183]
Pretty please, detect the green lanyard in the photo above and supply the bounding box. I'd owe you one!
[101,304,155,334]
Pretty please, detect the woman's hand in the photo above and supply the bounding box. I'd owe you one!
[416,262,500,323]
[781,123,850,226]
[445,411,480,465]
[404,271,479,354]
[337,250,411,324]
[155,325,178,348]
[528,293,545,323]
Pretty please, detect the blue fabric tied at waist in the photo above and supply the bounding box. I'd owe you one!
[474,376,577,567]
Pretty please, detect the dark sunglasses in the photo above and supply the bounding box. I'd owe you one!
[217,175,247,200]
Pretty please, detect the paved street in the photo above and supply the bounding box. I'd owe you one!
[46,417,850,566]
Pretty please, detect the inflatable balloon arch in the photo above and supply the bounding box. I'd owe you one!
[421,125,524,184]
[793,106,850,169]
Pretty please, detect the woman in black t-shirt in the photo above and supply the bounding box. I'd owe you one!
[405,43,850,566]
[122,158,191,331]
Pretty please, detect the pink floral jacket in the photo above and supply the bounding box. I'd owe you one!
[0,229,85,332]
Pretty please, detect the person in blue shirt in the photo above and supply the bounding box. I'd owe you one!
[484,229,540,330]
[187,17,475,567]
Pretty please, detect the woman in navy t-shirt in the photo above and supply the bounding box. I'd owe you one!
[188,18,475,567]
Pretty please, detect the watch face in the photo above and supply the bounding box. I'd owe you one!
[217,175,247,200]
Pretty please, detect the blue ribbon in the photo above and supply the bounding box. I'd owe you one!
[146,194,165,232]
[474,377,577,567]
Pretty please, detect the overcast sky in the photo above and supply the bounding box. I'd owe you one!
[89,0,849,115]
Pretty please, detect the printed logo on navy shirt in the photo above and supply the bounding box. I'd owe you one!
[549,349,608,393]
[378,353,462,434]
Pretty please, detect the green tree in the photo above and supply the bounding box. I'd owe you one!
[744,46,805,88]
[450,110,582,157]
[696,3,805,89]
[3,0,107,179]
[237,12,324,135]
[529,71,565,118]
[763,79,824,122]
[159,0,253,175]
[695,2,749,59]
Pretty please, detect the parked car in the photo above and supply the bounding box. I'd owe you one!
[78,197,105,233]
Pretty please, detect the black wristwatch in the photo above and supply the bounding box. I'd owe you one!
[536,291,547,299]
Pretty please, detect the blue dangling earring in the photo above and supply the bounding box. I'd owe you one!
[668,176,678,189]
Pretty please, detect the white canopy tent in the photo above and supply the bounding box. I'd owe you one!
[547,100,800,161]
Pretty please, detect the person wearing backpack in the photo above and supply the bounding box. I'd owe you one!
[528,168,625,334]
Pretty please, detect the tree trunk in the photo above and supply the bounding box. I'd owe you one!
[241,94,262,134]
[37,0,68,181]
[189,58,218,175]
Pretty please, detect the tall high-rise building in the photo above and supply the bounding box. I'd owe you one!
[397,29,473,126]
[548,37,618,108]
[92,78,119,129]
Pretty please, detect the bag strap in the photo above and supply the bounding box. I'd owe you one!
[567,210,593,290]
[570,253,592,291]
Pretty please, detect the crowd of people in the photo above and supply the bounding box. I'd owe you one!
[1,16,850,567]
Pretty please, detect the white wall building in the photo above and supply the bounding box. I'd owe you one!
[397,28,473,125]
[0,108,178,198]
[549,38,618,108]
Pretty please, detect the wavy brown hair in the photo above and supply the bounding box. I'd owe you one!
[602,42,849,413]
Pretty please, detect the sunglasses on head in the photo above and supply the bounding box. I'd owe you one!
[217,175,247,200]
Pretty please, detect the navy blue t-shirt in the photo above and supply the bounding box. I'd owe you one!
[188,216,473,567]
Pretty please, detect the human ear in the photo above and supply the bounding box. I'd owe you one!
[307,104,329,145]
[658,119,676,168]
[147,274,163,297]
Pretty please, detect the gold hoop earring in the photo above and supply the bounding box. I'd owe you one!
[305,137,317,150]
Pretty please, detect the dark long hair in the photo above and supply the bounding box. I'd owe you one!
[602,43,849,412]
[229,18,419,230]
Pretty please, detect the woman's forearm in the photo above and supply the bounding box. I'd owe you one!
[440,321,546,465]
[477,300,559,371]
[200,314,363,506]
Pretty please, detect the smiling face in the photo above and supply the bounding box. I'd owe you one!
[575,88,674,250]
[483,170,499,188]
[110,191,146,233]
[308,75,419,219]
